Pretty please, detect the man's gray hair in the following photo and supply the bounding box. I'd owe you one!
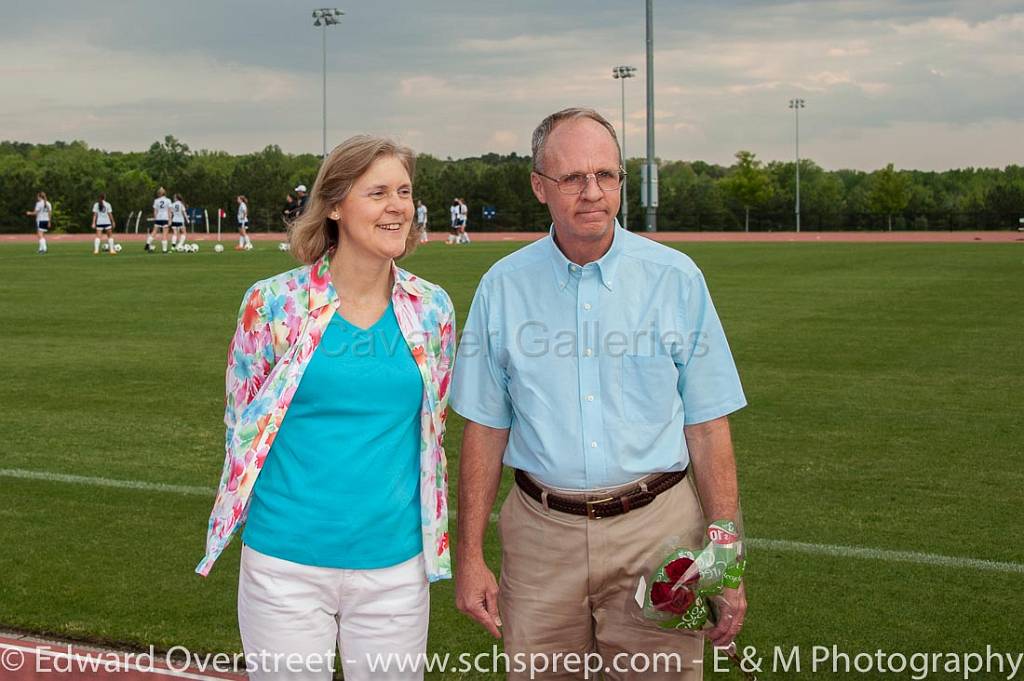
[531,107,621,172]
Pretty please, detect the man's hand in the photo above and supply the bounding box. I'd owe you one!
[705,582,746,649]
[455,420,509,638]
[455,557,502,638]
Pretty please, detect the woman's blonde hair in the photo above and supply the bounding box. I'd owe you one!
[289,135,418,264]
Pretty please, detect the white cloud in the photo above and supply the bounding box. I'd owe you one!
[489,130,519,151]
[0,2,1021,169]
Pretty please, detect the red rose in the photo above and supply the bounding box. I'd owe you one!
[664,557,699,585]
[650,581,696,615]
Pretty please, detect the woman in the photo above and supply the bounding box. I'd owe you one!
[235,195,251,250]
[447,198,459,244]
[196,136,454,681]
[91,193,117,255]
[282,192,298,225]
[148,188,172,253]
[26,191,52,254]
[457,198,470,244]
[170,193,188,250]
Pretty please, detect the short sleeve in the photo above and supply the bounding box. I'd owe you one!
[450,280,513,429]
[673,270,747,425]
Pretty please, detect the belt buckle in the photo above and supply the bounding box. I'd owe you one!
[585,496,614,519]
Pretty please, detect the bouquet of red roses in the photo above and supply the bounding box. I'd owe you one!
[635,519,746,631]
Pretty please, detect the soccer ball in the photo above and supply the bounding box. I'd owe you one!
[277,242,291,252]
[244,243,254,251]
[190,243,199,253]
[175,244,185,253]
[214,243,224,253]
[114,243,122,253]
[101,242,110,252]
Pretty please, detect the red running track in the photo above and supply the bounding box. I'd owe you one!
[2,231,1022,244]
[0,633,244,680]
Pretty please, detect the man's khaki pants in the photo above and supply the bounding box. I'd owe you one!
[498,474,706,680]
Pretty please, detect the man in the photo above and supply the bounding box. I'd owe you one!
[452,108,747,680]
[294,184,309,216]
[416,199,429,243]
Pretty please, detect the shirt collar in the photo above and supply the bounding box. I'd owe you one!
[548,220,624,292]
[307,250,424,312]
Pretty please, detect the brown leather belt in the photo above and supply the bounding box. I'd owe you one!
[514,469,687,519]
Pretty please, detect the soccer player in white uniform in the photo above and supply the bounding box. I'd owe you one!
[447,199,459,244]
[170,194,189,249]
[148,188,173,253]
[416,200,429,243]
[457,198,470,243]
[25,191,52,254]
[91,193,117,255]
[236,195,251,250]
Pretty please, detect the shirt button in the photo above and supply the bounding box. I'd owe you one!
[570,265,579,272]
[583,303,592,311]
[586,394,595,402]
[584,348,593,357]
[591,441,598,448]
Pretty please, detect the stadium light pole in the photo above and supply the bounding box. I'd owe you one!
[312,8,344,158]
[612,65,636,230]
[789,97,805,232]
[644,0,657,232]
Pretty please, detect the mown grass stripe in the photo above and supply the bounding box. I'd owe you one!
[5,467,1022,576]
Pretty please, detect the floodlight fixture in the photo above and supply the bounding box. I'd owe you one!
[612,65,637,80]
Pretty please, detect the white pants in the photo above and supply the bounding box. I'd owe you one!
[238,545,429,680]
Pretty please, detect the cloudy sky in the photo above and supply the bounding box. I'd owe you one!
[2,0,1021,170]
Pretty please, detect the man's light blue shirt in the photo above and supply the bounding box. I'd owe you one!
[450,223,746,490]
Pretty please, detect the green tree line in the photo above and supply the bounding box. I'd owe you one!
[1,138,1021,233]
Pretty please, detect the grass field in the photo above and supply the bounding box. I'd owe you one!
[1,240,1022,679]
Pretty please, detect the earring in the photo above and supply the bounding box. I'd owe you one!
[330,212,340,221]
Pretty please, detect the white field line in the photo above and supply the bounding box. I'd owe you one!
[746,537,1024,575]
[0,641,236,680]
[3,467,1022,575]
[0,468,211,496]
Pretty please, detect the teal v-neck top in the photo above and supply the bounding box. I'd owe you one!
[243,303,424,568]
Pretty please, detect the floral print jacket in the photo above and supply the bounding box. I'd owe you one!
[196,252,454,581]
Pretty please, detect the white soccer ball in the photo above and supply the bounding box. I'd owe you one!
[191,243,199,252]
[114,243,122,253]
[244,243,254,251]
[214,243,224,253]
[277,242,290,252]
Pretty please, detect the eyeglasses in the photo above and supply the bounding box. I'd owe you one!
[534,168,626,195]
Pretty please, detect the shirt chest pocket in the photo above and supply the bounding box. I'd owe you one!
[621,353,680,423]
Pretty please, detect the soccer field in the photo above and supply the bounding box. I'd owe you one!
[1,241,1021,679]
